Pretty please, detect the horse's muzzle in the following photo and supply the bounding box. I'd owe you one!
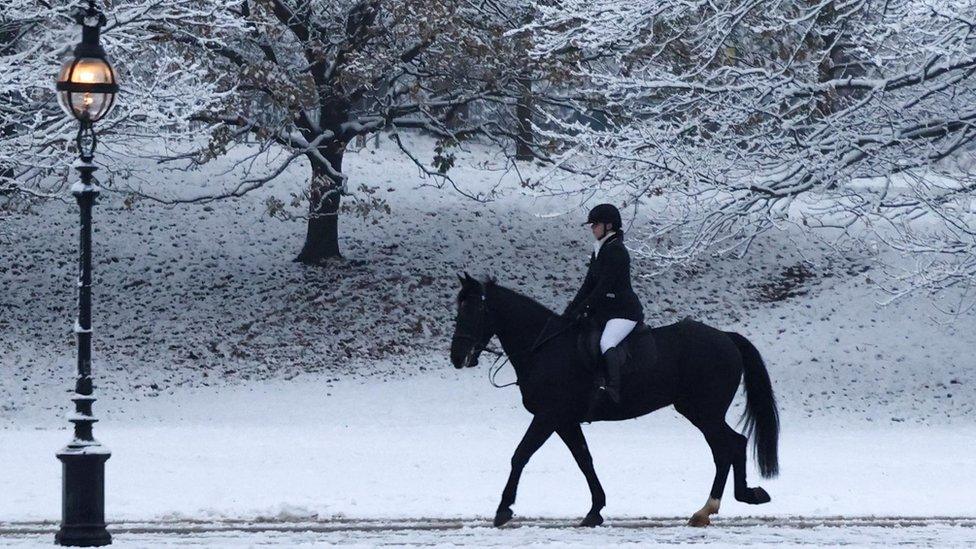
[462,349,480,368]
[451,348,479,369]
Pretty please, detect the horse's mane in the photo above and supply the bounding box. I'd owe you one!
[486,280,557,319]
[457,275,557,320]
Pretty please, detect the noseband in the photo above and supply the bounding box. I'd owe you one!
[452,294,502,360]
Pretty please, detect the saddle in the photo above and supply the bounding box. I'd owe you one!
[577,318,657,374]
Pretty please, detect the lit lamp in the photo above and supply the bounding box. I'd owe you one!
[53,1,117,546]
[57,58,117,124]
[56,1,118,154]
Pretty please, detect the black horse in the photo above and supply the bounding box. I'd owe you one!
[450,274,779,528]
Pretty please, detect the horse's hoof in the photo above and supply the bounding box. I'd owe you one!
[736,487,771,505]
[688,512,710,527]
[579,511,604,527]
[751,487,771,504]
[493,508,514,527]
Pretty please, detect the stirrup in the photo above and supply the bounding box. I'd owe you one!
[582,387,605,423]
[593,374,607,390]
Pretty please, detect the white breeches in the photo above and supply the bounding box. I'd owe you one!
[600,318,638,354]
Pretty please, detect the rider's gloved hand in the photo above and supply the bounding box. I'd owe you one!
[562,307,584,322]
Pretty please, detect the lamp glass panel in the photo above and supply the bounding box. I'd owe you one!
[56,57,117,122]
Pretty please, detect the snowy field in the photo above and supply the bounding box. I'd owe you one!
[2,134,975,546]
[1,372,975,546]
[2,371,975,521]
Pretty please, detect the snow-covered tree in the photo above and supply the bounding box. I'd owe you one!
[2,0,82,217]
[0,1,237,190]
[527,0,976,303]
[120,0,568,263]
[4,0,582,263]
[1,1,235,248]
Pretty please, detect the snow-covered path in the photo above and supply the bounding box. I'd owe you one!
[1,372,973,525]
[2,517,975,547]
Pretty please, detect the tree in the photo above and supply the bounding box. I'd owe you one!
[0,0,242,206]
[131,0,565,263]
[527,0,976,303]
[5,1,581,264]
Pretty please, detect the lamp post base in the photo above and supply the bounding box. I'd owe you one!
[55,449,111,547]
[55,526,111,548]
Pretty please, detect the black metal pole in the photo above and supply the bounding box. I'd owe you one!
[55,149,111,547]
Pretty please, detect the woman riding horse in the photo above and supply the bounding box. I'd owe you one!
[563,203,644,407]
[450,272,779,528]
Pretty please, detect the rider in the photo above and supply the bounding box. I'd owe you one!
[562,203,644,404]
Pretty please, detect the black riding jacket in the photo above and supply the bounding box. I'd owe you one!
[563,231,644,325]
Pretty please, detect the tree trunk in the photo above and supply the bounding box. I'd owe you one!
[813,1,862,117]
[515,77,534,161]
[294,147,344,263]
[0,97,14,194]
[809,2,865,124]
[514,9,535,161]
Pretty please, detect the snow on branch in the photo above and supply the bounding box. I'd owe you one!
[527,0,976,302]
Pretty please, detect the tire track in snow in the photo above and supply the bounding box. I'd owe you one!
[2,515,974,534]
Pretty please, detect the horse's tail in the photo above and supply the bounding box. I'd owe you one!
[727,332,779,478]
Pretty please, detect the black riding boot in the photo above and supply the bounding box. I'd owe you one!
[582,347,624,423]
[604,345,626,403]
[582,374,606,423]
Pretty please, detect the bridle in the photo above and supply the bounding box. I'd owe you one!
[452,290,577,388]
[451,293,501,365]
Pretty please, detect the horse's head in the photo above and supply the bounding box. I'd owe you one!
[451,272,496,369]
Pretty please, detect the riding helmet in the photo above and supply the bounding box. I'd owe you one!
[583,203,622,229]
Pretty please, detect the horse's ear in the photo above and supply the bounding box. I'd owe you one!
[464,271,474,283]
[456,272,465,285]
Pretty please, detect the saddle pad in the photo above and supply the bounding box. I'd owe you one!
[578,321,658,374]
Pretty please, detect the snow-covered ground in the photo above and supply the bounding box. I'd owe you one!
[2,133,975,545]
[3,519,975,548]
[2,372,975,523]
[2,372,975,546]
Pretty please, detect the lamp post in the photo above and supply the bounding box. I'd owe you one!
[54,1,118,546]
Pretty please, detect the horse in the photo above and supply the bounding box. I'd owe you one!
[449,273,779,528]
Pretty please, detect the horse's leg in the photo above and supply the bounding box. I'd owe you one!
[556,423,606,527]
[679,413,732,527]
[726,424,772,505]
[494,415,555,527]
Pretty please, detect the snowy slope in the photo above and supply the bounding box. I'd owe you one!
[2,132,973,427]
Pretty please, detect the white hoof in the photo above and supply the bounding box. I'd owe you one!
[688,497,720,527]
